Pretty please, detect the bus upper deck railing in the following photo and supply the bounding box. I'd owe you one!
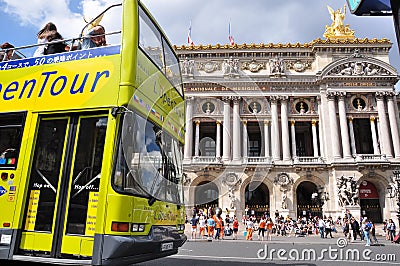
[0,30,122,63]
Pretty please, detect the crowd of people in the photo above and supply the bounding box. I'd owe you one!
[1,20,107,62]
[188,207,395,246]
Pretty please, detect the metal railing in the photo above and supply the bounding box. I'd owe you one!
[0,30,122,63]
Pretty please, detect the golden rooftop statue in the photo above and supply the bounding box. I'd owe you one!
[324,4,355,40]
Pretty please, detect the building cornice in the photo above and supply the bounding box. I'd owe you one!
[174,38,392,51]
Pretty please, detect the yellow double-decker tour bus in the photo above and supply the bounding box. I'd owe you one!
[0,0,186,265]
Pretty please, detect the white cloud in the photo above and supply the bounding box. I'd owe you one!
[0,0,119,39]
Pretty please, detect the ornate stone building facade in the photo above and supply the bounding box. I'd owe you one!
[175,11,400,222]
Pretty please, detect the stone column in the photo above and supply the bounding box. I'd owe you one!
[232,97,241,162]
[243,120,248,159]
[281,97,291,162]
[376,92,393,158]
[370,116,380,155]
[317,96,325,158]
[194,120,200,157]
[264,120,270,158]
[271,96,280,161]
[338,93,352,159]
[327,92,341,159]
[394,92,400,136]
[387,93,400,158]
[222,97,231,161]
[290,121,297,158]
[183,97,193,160]
[216,120,221,158]
[348,117,356,155]
[377,118,382,152]
[312,120,319,157]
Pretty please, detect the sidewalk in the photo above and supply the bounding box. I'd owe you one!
[184,223,395,246]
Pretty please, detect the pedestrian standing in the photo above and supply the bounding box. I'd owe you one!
[325,217,334,238]
[370,219,378,244]
[266,217,274,241]
[213,214,223,240]
[387,219,396,242]
[361,218,371,246]
[383,219,389,240]
[246,219,254,240]
[318,218,326,239]
[207,215,215,240]
[190,215,198,239]
[350,217,360,242]
[198,215,206,239]
[258,217,266,241]
[233,216,239,240]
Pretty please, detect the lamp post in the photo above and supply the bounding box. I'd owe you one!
[388,169,400,231]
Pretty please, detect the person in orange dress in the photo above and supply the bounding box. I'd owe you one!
[246,219,254,240]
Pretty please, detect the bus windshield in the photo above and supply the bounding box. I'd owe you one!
[113,111,184,205]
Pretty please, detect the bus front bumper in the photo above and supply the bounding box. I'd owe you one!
[92,225,187,265]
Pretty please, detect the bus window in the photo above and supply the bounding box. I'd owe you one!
[0,113,24,168]
[139,6,163,69]
[113,112,183,204]
[162,38,184,96]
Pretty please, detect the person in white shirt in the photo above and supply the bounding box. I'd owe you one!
[318,218,326,238]
[246,219,254,240]
[198,215,206,239]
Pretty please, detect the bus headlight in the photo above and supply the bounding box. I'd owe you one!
[131,224,139,232]
[138,224,145,232]
[177,224,185,231]
[131,223,145,232]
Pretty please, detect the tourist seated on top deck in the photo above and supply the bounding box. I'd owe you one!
[32,22,76,56]
[82,25,107,49]
[0,42,22,61]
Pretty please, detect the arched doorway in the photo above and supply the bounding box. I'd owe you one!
[359,180,382,222]
[296,181,321,218]
[194,181,219,210]
[245,183,269,218]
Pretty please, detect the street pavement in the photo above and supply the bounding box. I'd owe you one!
[3,224,399,265]
[137,224,400,266]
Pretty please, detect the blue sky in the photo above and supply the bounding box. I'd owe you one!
[0,0,399,88]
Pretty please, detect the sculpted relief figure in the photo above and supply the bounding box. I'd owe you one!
[223,56,239,75]
[182,57,195,76]
[269,56,285,75]
[337,175,359,207]
[331,61,389,76]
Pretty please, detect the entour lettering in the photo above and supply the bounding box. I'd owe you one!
[0,70,110,101]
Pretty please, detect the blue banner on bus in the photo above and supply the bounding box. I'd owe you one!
[0,45,121,71]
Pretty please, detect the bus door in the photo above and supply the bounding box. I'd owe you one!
[19,113,108,258]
